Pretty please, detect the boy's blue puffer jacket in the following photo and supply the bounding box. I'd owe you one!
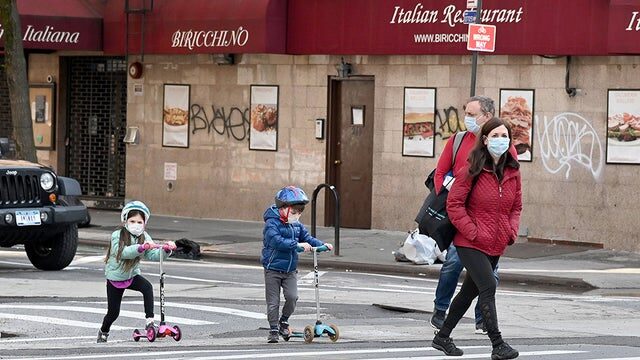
[261,205,324,273]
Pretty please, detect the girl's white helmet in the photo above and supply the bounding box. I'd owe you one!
[121,201,150,224]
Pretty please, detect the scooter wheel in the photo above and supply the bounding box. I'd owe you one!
[146,326,157,342]
[172,325,182,342]
[303,325,314,344]
[328,324,340,342]
[132,329,141,342]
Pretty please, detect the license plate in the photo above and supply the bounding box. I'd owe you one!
[16,210,41,226]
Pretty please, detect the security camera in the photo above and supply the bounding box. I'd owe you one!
[46,75,54,83]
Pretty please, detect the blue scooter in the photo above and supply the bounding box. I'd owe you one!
[284,244,339,344]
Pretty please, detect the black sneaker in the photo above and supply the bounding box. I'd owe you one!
[267,330,279,343]
[492,342,519,360]
[96,330,109,343]
[278,321,290,337]
[432,334,464,356]
[475,322,488,335]
[430,309,446,330]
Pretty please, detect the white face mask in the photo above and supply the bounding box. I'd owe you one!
[464,116,481,134]
[126,223,145,236]
[287,213,301,224]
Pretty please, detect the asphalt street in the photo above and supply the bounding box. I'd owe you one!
[1,244,640,359]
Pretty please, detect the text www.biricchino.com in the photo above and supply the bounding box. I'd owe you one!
[414,33,468,43]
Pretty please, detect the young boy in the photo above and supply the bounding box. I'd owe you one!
[261,185,333,343]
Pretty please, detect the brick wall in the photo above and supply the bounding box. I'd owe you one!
[125,54,640,251]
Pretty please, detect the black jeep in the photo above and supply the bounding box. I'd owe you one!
[0,138,87,270]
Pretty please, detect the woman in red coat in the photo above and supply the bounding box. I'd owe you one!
[431,117,522,360]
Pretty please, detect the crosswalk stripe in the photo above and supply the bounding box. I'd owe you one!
[354,350,587,360]
[0,312,132,330]
[123,301,265,319]
[70,256,105,265]
[0,336,94,343]
[189,349,587,360]
[0,304,215,326]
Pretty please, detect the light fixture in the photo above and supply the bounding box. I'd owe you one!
[335,57,353,78]
[213,54,235,65]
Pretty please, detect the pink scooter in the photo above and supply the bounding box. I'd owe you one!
[132,242,182,342]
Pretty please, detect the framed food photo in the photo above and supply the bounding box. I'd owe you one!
[499,89,535,162]
[249,85,279,151]
[162,84,190,148]
[402,87,436,157]
[606,89,640,164]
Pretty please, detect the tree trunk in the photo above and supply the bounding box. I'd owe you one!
[0,0,37,162]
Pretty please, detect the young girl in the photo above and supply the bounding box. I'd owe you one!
[97,201,173,343]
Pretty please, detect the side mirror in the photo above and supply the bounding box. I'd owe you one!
[0,137,10,158]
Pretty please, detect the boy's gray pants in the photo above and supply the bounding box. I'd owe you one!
[264,269,298,327]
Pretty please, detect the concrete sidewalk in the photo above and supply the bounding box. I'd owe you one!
[79,209,640,294]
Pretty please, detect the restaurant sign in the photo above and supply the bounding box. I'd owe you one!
[287,0,616,55]
[103,0,287,55]
[170,27,250,51]
[0,16,101,51]
[608,0,640,54]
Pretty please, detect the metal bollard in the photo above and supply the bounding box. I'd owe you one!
[310,184,340,256]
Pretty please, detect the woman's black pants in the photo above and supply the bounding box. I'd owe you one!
[100,275,154,333]
[438,246,504,347]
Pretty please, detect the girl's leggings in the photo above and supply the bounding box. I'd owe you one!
[438,246,504,347]
[100,275,154,333]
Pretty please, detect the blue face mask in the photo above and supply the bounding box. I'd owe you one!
[464,116,481,134]
[487,137,510,158]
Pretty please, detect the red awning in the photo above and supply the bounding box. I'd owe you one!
[287,0,614,56]
[103,0,287,55]
[0,0,104,51]
[608,0,640,54]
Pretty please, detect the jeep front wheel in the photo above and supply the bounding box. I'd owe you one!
[25,224,78,270]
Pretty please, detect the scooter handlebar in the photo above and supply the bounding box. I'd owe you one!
[296,244,331,253]
[137,242,176,253]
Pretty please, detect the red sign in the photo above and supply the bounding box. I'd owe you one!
[286,0,614,55]
[467,24,495,52]
[103,0,287,55]
[0,0,103,51]
[608,0,640,54]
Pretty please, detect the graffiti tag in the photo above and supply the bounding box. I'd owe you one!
[537,112,604,180]
[191,104,250,141]
[434,106,466,139]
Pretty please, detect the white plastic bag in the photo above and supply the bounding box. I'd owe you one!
[399,229,446,265]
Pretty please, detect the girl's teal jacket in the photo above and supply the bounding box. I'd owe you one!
[104,229,167,281]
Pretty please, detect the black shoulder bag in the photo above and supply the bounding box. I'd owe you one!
[415,131,467,251]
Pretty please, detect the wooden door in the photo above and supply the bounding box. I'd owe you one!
[326,77,375,229]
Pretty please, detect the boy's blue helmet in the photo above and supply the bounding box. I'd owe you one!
[121,200,151,224]
[275,186,309,208]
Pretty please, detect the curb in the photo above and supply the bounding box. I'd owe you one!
[198,251,597,292]
[78,237,597,292]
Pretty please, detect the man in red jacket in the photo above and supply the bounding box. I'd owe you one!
[430,96,518,334]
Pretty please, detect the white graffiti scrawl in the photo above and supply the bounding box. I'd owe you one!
[537,112,604,180]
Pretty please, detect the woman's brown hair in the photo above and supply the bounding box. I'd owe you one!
[104,209,146,273]
[467,117,520,181]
